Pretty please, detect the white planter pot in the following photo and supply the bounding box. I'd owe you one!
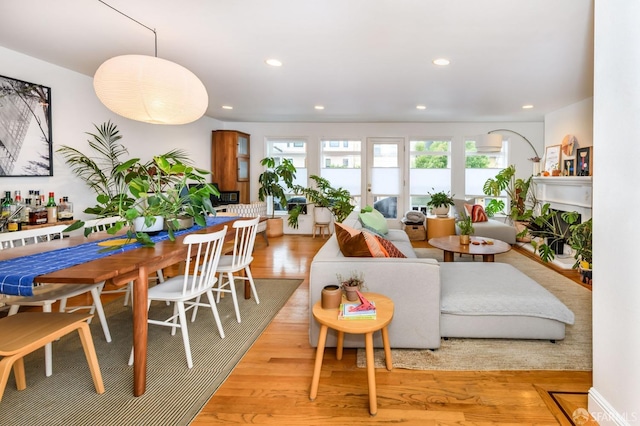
[314,206,332,225]
[431,206,450,217]
[133,215,164,233]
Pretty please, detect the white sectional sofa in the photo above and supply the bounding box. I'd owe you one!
[451,198,517,244]
[308,211,574,349]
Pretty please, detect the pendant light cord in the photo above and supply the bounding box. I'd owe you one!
[97,0,157,57]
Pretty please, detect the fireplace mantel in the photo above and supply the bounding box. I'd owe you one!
[532,176,592,221]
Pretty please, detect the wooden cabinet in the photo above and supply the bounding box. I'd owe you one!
[211,130,250,204]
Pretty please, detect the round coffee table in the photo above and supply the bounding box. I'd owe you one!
[310,292,394,416]
[428,235,511,262]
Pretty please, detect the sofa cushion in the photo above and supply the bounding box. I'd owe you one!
[376,235,407,258]
[464,203,489,222]
[358,208,389,236]
[334,223,372,257]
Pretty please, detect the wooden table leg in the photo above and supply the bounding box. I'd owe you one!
[443,250,454,262]
[381,326,393,370]
[336,330,344,360]
[364,332,377,416]
[483,254,495,262]
[133,266,150,397]
[310,325,328,401]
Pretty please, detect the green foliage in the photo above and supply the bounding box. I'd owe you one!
[482,165,535,221]
[525,203,580,263]
[456,214,474,235]
[412,141,449,169]
[465,155,490,168]
[289,175,355,229]
[426,189,455,208]
[567,218,592,268]
[257,157,297,219]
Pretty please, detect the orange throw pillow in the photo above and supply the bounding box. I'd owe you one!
[334,223,373,257]
[464,203,489,223]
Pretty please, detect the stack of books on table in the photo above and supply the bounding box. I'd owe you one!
[338,301,376,320]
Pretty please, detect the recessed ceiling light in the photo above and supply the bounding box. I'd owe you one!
[433,58,450,66]
[416,105,427,110]
[222,105,233,110]
[522,104,534,109]
[265,58,282,67]
[314,105,325,110]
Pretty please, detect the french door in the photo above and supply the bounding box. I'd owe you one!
[365,138,404,220]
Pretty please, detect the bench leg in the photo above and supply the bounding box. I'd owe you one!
[76,322,105,394]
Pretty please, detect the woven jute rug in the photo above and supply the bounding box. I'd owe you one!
[2,278,302,426]
[357,248,592,371]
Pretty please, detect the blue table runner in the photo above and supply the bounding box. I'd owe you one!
[0,217,237,296]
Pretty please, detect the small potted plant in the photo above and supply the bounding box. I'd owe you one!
[426,189,455,217]
[337,271,365,301]
[567,218,592,284]
[257,157,297,237]
[456,214,474,245]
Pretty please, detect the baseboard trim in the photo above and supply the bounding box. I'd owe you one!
[589,387,634,426]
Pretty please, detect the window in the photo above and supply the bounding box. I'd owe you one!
[464,137,509,211]
[409,139,452,211]
[265,138,308,212]
[320,139,361,208]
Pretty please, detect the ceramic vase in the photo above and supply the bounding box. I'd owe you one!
[343,285,360,301]
[459,234,470,245]
[321,285,342,309]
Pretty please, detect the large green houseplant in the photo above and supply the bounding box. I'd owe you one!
[567,218,593,284]
[59,121,219,246]
[257,157,297,237]
[524,203,580,263]
[288,175,355,229]
[482,165,535,221]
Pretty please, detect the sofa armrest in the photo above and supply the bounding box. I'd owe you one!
[309,245,442,349]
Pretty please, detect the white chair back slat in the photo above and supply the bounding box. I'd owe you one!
[230,217,259,269]
[83,216,122,232]
[0,225,68,250]
[181,227,226,297]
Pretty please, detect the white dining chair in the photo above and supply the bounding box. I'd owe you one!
[83,216,165,306]
[0,225,112,377]
[128,227,227,369]
[211,216,260,323]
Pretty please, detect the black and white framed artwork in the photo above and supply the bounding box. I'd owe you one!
[0,74,53,176]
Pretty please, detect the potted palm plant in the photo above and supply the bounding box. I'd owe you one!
[426,189,455,217]
[288,175,355,229]
[257,157,297,237]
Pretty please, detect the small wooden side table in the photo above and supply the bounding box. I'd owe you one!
[426,216,455,240]
[310,292,394,416]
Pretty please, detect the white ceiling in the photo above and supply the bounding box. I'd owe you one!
[0,0,594,123]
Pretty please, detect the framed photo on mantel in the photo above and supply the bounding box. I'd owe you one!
[576,147,592,176]
[544,144,561,174]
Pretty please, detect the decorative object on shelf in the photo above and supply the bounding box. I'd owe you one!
[563,159,575,176]
[576,147,592,176]
[0,74,52,177]
[337,271,365,302]
[478,129,542,176]
[93,1,207,125]
[426,189,455,217]
[321,285,342,309]
[561,134,576,156]
[544,144,562,176]
[289,175,355,229]
[456,214,474,245]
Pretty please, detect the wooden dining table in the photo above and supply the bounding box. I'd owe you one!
[0,218,239,397]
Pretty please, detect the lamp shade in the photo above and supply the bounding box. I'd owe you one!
[94,55,208,125]
[475,133,503,153]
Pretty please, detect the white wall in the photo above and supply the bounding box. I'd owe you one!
[0,46,223,219]
[545,97,594,149]
[590,0,640,423]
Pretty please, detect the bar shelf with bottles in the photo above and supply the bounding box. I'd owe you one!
[0,190,76,233]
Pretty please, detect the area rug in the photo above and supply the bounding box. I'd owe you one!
[1,278,302,426]
[357,248,592,371]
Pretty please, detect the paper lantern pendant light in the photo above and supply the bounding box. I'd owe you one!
[475,133,504,153]
[94,54,208,125]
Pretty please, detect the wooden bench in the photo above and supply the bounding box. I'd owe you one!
[0,312,104,401]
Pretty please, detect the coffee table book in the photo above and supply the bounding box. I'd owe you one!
[338,301,377,320]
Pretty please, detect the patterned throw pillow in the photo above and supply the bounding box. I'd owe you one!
[375,235,407,258]
[464,203,489,223]
[334,223,372,257]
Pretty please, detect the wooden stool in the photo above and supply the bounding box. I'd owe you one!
[0,312,105,401]
[312,223,330,238]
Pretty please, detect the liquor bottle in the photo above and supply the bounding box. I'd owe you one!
[46,192,58,223]
[1,191,13,219]
[29,195,48,225]
[57,196,74,221]
[22,197,32,224]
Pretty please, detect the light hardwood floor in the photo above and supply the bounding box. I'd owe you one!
[191,235,592,425]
